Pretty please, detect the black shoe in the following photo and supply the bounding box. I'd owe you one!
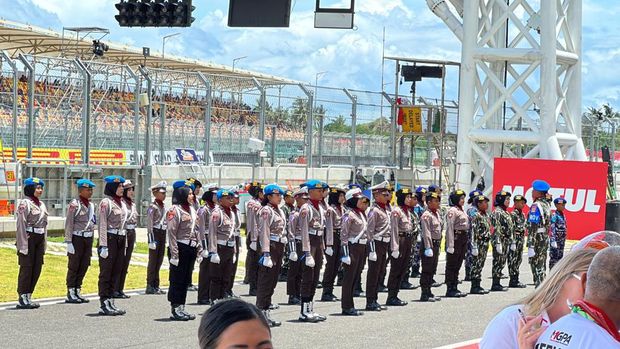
[288,295,301,305]
[320,293,339,302]
[278,274,287,282]
[187,284,198,292]
[111,291,123,299]
[400,281,417,290]
[445,289,462,298]
[455,288,468,297]
[99,299,119,316]
[263,310,282,327]
[145,285,158,295]
[249,288,257,297]
[353,290,365,298]
[227,290,240,299]
[491,278,508,292]
[170,305,190,321]
[16,294,36,310]
[179,305,196,320]
[420,293,435,302]
[470,280,488,295]
[316,281,323,289]
[411,270,421,278]
[197,299,211,305]
[386,297,408,306]
[66,288,82,304]
[342,308,364,316]
[269,303,280,310]
[378,285,388,293]
[429,293,442,301]
[509,278,527,288]
[365,302,383,311]
[75,288,89,303]
[431,281,442,288]
[108,299,126,315]
[156,288,167,295]
[119,291,130,299]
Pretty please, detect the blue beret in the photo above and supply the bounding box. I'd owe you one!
[304,179,326,190]
[263,184,284,196]
[24,177,45,187]
[554,197,567,205]
[532,180,550,192]
[217,188,233,200]
[469,190,482,198]
[104,175,125,184]
[428,184,441,193]
[173,180,195,190]
[348,183,362,189]
[76,179,96,188]
[415,186,427,194]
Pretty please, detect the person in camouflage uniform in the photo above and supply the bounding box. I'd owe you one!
[464,190,482,281]
[469,194,492,295]
[490,191,513,292]
[549,197,568,270]
[508,195,527,288]
[527,180,552,287]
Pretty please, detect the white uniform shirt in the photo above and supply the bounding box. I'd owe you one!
[535,313,620,348]
[480,304,550,349]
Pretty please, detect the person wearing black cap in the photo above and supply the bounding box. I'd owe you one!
[490,191,513,292]
[97,175,128,315]
[464,190,482,282]
[146,181,168,295]
[321,186,346,302]
[549,197,568,270]
[113,180,137,299]
[527,180,552,287]
[419,191,443,302]
[197,184,218,305]
[508,195,527,288]
[444,189,469,298]
[15,177,48,309]
[469,195,492,295]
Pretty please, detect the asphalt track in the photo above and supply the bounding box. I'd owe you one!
[0,252,536,349]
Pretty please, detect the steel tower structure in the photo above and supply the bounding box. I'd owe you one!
[427,0,587,192]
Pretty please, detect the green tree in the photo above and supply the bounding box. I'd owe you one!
[324,115,350,133]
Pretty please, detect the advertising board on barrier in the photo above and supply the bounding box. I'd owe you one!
[493,158,608,240]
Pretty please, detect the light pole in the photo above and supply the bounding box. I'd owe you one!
[162,32,181,58]
[313,71,328,111]
[232,56,248,72]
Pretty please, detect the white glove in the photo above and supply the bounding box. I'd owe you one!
[325,246,334,256]
[528,247,535,258]
[19,249,28,255]
[261,255,273,268]
[391,250,400,259]
[210,253,221,264]
[148,242,157,250]
[472,247,479,257]
[250,241,257,251]
[99,247,109,259]
[510,243,517,251]
[305,253,315,268]
[551,240,558,249]
[368,251,378,262]
[416,234,422,243]
[424,248,433,257]
[66,242,75,255]
[169,258,179,266]
[201,250,209,258]
[496,243,503,255]
[341,255,351,265]
[288,251,298,262]
[446,247,455,254]
[197,256,203,264]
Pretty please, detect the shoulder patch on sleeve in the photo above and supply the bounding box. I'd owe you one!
[211,211,221,222]
[100,200,108,209]
[18,201,27,213]
[166,208,176,221]
[392,210,400,217]
[300,207,308,218]
[262,209,270,219]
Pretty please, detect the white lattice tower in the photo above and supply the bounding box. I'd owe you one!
[428,0,587,193]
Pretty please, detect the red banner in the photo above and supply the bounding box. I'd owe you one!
[493,158,608,240]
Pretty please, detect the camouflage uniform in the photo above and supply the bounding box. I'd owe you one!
[470,210,491,282]
[508,208,526,280]
[527,198,551,286]
[548,210,567,270]
[464,206,478,280]
[409,204,425,276]
[491,206,513,279]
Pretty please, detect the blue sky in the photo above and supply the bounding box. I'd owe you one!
[2,0,619,112]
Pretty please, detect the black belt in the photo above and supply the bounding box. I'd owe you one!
[398,232,413,238]
[455,230,468,234]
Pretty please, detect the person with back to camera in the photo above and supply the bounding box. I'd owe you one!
[145,181,169,295]
[443,189,469,298]
[198,298,272,349]
[480,230,620,349]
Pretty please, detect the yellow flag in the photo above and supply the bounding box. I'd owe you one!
[401,107,423,133]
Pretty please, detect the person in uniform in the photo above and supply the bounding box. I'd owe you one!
[228,188,242,298]
[65,179,96,304]
[197,184,218,305]
[549,197,568,270]
[490,190,513,292]
[255,184,287,327]
[279,190,295,282]
[113,180,137,299]
[186,178,202,292]
[298,179,331,322]
[286,187,308,305]
[321,186,346,302]
[97,175,128,316]
[207,188,237,303]
[340,188,370,316]
[527,180,552,287]
[469,194,492,295]
[146,181,168,295]
[508,195,527,288]
[245,182,263,296]
[419,191,443,302]
[443,189,469,298]
[167,180,200,321]
[406,186,427,284]
[464,190,483,281]
[15,177,48,309]
[386,187,418,306]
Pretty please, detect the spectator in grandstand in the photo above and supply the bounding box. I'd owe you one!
[113,180,138,299]
[15,177,48,310]
[198,298,272,349]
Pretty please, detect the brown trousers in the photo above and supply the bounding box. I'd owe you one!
[420,239,441,289]
[300,234,324,300]
[146,229,166,288]
[286,240,303,296]
[366,240,389,303]
[321,230,342,293]
[341,242,367,310]
[115,229,135,293]
[209,245,235,301]
[66,235,93,288]
[256,241,285,310]
[98,234,126,298]
[17,233,46,295]
[444,232,468,288]
[387,235,413,298]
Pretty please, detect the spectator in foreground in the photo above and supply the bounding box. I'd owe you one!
[198,299,272,349]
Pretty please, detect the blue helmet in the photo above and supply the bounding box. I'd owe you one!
[263,184,284,196]
[24,177,45,187]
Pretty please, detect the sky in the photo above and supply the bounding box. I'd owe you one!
[1,0,620,114]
